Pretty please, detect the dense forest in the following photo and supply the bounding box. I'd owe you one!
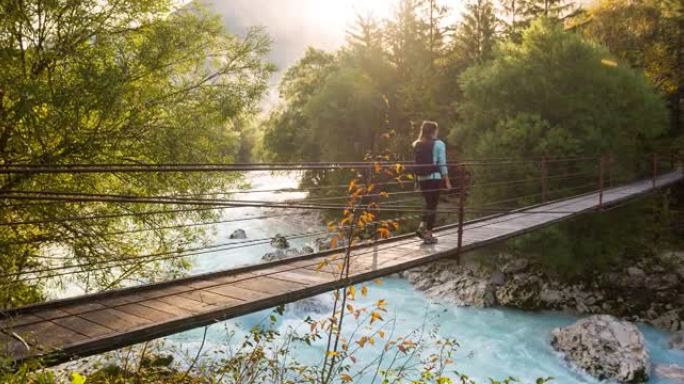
[0,0,683,382]
[261,0,683,274]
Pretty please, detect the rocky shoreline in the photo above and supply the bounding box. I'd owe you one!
[402,251,684,331]
[402,250,684,383]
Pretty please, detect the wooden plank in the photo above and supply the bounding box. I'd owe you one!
[79,308,150,332]
[263,268,336,286]
[206,284,268,302]
[11,321,85,350]
[231,276,307,296]
[52,316,113,338]
[115,303,179,323]
[186,272,258,289]
[177,289,241,306]
[34,308,72,321]
[155,294,213,313]
[60,302,107,315]
[0,314,44,329]
[137,299,194,317]
[0,332,31,360]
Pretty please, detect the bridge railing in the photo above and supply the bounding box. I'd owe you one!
[0,154,680,306]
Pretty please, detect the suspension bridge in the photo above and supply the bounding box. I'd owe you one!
[0,156,682,366]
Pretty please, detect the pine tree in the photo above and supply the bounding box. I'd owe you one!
[453,0,499,64]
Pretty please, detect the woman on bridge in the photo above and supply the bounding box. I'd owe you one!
[413,121,452,244]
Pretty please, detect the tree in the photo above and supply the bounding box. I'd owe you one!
[572,0,684,140]
[0,0,273,306]
[452,19,670,274]
[453,0,500,64]
[455,19,668,161]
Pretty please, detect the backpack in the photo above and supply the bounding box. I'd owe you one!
[413,140,440,176]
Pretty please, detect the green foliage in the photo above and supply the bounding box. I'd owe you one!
[456,19,668,162]
[0,0,273,306]
[453,19,671,274]
[572,0,684,137]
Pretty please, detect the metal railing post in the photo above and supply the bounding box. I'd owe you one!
[457,164,465,264]
[598,156,605,209]
[540,155,548,203]
[652,153,657,189]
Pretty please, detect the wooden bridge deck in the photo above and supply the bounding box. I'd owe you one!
[2,170,682,365]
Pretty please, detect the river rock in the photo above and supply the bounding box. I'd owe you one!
[405,261,496,307]
[423,274,496,307]
[650,309,684,331]
[655,364,684,383]
[270,234,290,249]
[495,274,543,309]
[262,249,287,262]
[229,229,247,239]
[501,258,529,274]
[314,237,331,251]
[670,331,684,350]
[551,315,650,383]
[301,245,315,254]
[287,296,332,315]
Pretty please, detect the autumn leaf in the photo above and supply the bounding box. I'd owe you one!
[378,330,385,338]
[361,286,368,297]
[370,311,384,324]
[374,278,384,286]
[376,299,387,311]
[316,259,329,272]
[347,286,356,300]
[341,373,353,383]
[373,162,382,174]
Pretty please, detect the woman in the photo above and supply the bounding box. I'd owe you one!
[413,121,451,244]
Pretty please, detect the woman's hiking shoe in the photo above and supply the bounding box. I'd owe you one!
[415,223,427,239]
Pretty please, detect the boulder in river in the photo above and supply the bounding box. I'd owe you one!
[270,234,290,249]
[551,315,650,383]
[229,229,247,239]
[654,364,684,384]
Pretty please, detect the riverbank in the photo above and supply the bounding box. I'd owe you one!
[402,250,684,332]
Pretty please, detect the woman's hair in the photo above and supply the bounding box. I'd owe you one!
[416,120,439,143]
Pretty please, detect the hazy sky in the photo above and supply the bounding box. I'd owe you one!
[206,0,462,108]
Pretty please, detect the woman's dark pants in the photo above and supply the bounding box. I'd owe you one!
[418,179,443,231]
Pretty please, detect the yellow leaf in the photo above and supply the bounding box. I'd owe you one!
[373,162,382,174]
[368,336,375,346]
[370,311,384,324]
[379,191,389,198]
[341,373,353,383]
[361,286,368,297]
[326,351,339,357]
[374,278,384,286]
[316,259,329,272]
[376,299,387,310]
[346,304,354,313]
[330,236,338,249]
[378,330,385,338]
[347,286,356,300]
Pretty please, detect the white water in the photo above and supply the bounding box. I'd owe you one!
[84,172,684,382]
